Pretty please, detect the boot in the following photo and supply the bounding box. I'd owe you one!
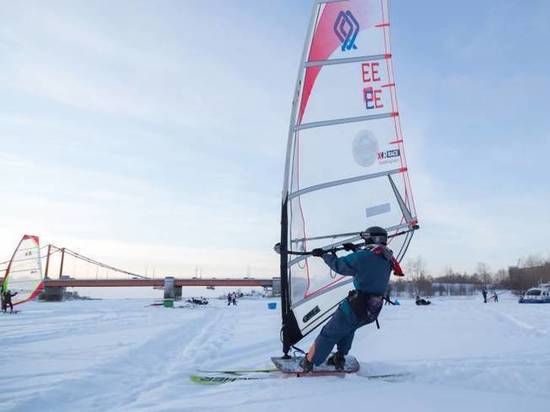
[327,352,346,371]
[299,356,314,372]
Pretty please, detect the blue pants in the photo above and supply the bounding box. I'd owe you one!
[312,307,364,366]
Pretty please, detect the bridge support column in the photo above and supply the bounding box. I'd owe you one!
[39,286,65,302]
[174,286,182,301]
[271,277,281,297]
[164,276,175,300]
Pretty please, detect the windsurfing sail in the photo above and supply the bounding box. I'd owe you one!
[2,235,44,305]
[278,0,419,355]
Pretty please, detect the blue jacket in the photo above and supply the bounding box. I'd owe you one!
[322,248,391,316]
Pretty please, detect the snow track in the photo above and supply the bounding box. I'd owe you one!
[1,297,549,411]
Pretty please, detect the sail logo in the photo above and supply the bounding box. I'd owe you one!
[378,149,400,164]
[362,63,384,110]
[334,11,359,51]
[352,130,378,167]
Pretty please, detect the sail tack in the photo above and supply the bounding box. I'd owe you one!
[2,235,44,306]
[279,0,418,354]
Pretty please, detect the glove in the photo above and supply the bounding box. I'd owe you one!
[342,243,357,252]
[311,248,325,257]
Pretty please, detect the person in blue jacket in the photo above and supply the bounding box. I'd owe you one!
[300,226,404,371]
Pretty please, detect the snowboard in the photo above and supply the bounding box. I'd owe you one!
[271,355,360,375]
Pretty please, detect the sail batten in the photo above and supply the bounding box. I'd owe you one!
[291,221,413,244]
[288,167,404,199]
[288,223,414,268]
[295,111,398,131]
[305,53,390,67]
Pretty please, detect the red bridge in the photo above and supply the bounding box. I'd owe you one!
[1,241,280,299]
[43,278,275,288]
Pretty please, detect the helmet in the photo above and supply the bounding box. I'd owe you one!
[360,226,388,245]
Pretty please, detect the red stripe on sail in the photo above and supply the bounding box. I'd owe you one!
[298,1,371,124]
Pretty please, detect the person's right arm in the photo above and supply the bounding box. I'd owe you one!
[322,251,366,276]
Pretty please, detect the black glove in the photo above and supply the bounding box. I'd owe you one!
[311,248,325,257]
[342,243,357,252]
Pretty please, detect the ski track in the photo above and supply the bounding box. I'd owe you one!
[360,298,550,399]
[2,297,550,411]
[486,305,548,336]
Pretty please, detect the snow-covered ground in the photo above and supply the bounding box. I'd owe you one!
[1,295,549,411]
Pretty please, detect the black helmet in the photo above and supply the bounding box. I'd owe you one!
[360,226,388,245]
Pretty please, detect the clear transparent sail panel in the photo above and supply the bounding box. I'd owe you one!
[291,279,353,333]
[289,120,406,193]
[287,179,410,306]
[300,60,394,126]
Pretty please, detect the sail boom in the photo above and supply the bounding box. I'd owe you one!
[288,222,414,267]
[305,53,389,68]
[290,222,414,244]
[288,167,404,200]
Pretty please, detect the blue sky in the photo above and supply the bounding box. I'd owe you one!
[1,0,549,277]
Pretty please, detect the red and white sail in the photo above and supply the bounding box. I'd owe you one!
[279,0,419,353]
[2,235,44,305]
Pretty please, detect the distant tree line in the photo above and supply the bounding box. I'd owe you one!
[390,254,550,298]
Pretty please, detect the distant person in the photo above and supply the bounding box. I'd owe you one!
[1,289,17,313]
[227,293,232,306]
[482,288,488,303]
[415,295,431,306]
[491,292,498,302]
[232,292,237,306]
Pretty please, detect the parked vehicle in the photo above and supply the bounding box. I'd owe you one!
[519,283,550,303]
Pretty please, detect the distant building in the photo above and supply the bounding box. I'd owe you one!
[432,282,480,296]
[509,264,550,292]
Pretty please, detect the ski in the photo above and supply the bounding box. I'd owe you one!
[359,372,411,381]
[197,367,278,375]
[190,371,410,385]
[190,374,267,385]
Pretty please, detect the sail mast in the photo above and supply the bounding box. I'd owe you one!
[280,1,321,356]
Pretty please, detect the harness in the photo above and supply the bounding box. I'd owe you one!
[346,244,405,327]
[347,290,383,325]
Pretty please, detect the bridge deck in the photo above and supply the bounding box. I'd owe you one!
[43,278,274,288]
